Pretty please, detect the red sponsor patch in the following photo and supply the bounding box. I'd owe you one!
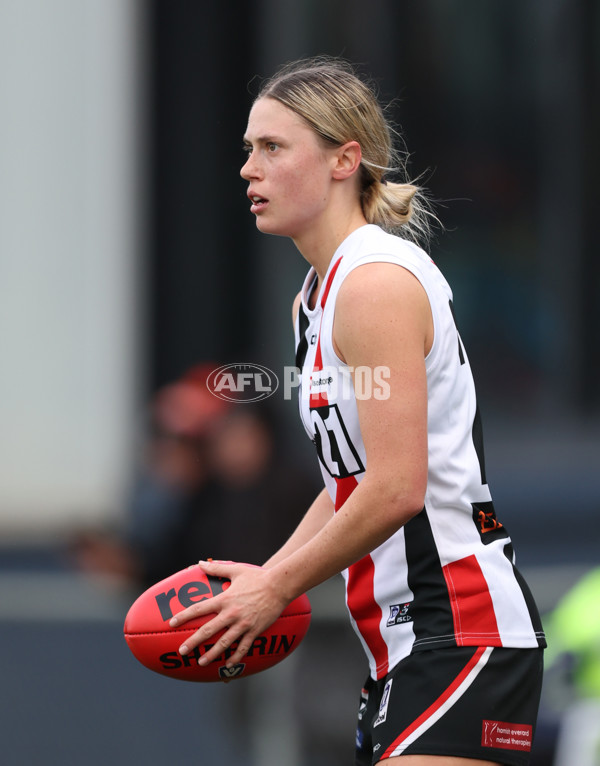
[482,720,532,751]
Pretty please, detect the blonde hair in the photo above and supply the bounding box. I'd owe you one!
[257,56,437,246]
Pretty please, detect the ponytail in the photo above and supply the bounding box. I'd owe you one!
[361,179,436,245]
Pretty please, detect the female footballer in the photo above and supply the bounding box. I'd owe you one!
[170,57,545,765]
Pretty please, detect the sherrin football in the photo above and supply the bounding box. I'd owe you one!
[123,564,311,682]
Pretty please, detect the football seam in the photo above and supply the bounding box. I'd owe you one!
[124,611,311,638]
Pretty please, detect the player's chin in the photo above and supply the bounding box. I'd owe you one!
[254,214,290,237]
[254,216,275,234]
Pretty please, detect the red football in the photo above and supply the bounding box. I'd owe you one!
[123,564,311,682]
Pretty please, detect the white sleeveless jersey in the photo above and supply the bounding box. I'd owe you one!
[294,224,545,680]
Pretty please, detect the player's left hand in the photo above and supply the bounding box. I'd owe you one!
[169,559,289,669]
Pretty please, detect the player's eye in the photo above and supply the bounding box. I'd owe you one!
[242,144,253,156]
[266,142,278,152]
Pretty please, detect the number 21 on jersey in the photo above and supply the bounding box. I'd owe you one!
[310,404,365,479]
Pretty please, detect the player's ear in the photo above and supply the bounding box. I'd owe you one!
[332,141,362,181]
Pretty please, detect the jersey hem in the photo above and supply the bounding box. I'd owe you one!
[371,633,546,679]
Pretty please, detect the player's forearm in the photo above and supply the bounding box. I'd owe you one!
[262,487,334,569]
[268,473,422,603]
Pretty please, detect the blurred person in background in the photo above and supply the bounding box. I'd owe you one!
[543,567,600,702]
[538,567,600,766]
[170,56,546,766]
[187,404,320,566]
[72,364,318,588]
[72,363,228,586]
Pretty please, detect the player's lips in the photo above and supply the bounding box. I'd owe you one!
[248,190,269,213]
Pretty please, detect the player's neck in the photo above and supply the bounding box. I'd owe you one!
[293,207,367,284]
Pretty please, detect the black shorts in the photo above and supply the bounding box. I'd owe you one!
[355,646,544,765]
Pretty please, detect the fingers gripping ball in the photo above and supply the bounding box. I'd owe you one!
[123,564,311,682]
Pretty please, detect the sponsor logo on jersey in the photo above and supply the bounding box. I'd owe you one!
[373,679,393,727]
[471,502,509,545]
[481,720,532,751]
[311,375,334,387]
[387,602,413,626]
[207,363,279,402]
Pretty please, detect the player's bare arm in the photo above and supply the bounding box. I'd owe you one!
[267,261,433,597]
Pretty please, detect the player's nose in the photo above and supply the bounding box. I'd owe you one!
[240,152,262,181]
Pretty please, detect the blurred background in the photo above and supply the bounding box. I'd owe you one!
[0,0,598,764]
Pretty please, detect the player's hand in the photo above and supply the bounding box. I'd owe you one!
[169,560,289,669]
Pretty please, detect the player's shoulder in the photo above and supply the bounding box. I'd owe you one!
[337,259,428,315]
[338,226,445,309]
[335,230,432,338]
[339,228,424,292]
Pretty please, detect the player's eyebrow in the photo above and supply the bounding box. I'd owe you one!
[242,134,285,146]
